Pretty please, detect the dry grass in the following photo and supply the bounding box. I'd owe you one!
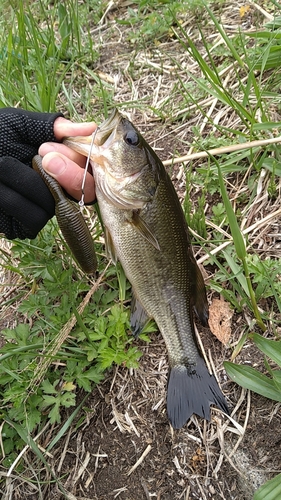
[1,1,281,499]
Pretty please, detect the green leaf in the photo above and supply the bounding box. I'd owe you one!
[254,473,281,500]
[215,159,246,260]
[223,249,249,297]
[273,371,281,391]
[61,392,76,408]
[4,418,69,497]
[47,394,89,451]
[252,334,281,368]
[76,367,103,392]
[5,417,49,462]
[41,379,59,394]
[48,402,61,424]
[116,262,127,302]
[42,395,57,407]
[252,121,281,130]
[27,408,42,431]
[85,345,98,362]
[224,362,281,402]
[262,158,281,177]
[253,46,281,71]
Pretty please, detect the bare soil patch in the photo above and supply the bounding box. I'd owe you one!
[5,335,280,500]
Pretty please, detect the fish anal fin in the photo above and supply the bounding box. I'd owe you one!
[130,292,150,337]
[128,211,160,251]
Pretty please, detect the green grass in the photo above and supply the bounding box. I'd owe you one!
[1,0,281,496]
[0,221,143,465]
[225,332,281,499]
[0,0,109,115]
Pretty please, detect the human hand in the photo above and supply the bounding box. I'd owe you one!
[39,117,96,204]
[0,108,96,239]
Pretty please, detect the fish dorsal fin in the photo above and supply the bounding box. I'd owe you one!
[130,292,150,337]
[104,227,118,264]
[128,211,160,251]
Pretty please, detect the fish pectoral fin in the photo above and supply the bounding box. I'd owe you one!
[128,211,160,251]
[130,292,150,337]
[104,227,118,264]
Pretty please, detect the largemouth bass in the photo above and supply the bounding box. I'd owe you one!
[64,109,229,428]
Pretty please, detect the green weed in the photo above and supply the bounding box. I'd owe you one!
[184,165,207,238]
[0,221,143,464]
[0,0,101,111]
[1,0,281,495]
[225,333,281,499]
[169,0,281,327]
[174,5,281,492]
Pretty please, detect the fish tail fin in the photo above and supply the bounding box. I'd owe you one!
[167,358,229,429]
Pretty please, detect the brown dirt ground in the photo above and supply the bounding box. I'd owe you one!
[3,334,280,500]
[1,1,281,499]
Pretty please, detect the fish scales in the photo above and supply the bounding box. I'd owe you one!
[97,168,199,367]
[64,110,229,428]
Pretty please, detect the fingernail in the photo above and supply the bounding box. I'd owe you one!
[44,155,67,176]
[38,143,56,155]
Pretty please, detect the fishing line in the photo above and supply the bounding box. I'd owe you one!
[79,126,99,209]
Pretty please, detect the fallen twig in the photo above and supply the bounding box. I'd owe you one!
[163,135,281,166]
[127,445,152,476]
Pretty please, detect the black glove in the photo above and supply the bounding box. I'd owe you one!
[0,107,64,239]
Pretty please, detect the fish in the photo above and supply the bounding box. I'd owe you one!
[63,109,229,428]
[32,155,97,274]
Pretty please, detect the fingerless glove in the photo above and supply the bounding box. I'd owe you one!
[0,107,64,239]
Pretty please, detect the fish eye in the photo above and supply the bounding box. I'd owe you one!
[124,130,139,146]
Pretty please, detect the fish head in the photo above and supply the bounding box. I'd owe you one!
[64,109,158,209]
[64,109,149,179]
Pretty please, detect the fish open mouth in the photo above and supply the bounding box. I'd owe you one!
[63,108,122,163]
[94,108,122,147]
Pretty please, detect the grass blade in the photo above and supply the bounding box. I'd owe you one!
[47,394,89,451]
[251,334,281,368]
[224,362,281,401]
[213,155,266,331]
[254,473,281,500]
